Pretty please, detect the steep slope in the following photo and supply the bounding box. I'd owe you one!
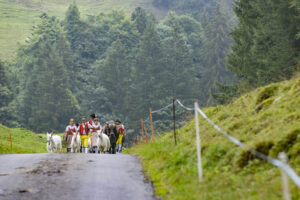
[130,77,300,200]
[0,0,166,59]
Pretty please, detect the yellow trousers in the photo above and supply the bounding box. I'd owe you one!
[116,134,123,145]
[81,134,89,147]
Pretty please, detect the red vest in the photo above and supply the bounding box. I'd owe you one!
[67,127,76,135]
[79,123,89,135]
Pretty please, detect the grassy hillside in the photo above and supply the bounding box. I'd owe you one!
[0,125,67,153]
[0,0,166,59]
[0,124,48,153]
[129,77,300,200]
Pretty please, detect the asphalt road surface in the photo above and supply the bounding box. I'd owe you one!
[0,153,157,200]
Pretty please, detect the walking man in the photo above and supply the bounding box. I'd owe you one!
[115,120,126,153]
[77,117,91,154]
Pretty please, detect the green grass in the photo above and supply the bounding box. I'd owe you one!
[0,0,167,59]
[129,77,300,200]
[0,124,48,153]
[0,124,68,153]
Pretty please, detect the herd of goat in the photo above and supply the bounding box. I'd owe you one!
[46,131,110,153]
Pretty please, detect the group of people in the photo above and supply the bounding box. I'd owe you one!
[64,113,126,154]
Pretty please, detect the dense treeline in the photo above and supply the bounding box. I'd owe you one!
[214,0,300,101]
[0,0,299,141]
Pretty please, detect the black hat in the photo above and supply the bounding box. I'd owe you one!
[115,120,121,123]
[90,113,96,118]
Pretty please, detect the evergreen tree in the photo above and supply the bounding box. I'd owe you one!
[97,40,132,119]
[200,5,235,104]
[63,3,98,112]
[163,13,195,102]
[0,61,13,126]
[133,21,166,120]
[17,14,79,132]
[131,7,150,35]
[228,0,300,87]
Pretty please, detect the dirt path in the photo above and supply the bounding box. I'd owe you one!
[0,154,157,200]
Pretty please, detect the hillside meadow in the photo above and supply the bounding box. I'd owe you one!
[0,125,67,153]
[0,0,166,59]
[129,77,300,200]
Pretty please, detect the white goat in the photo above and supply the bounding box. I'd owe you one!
[46,132,62,153]
[97,131,110,153]
[88,137,91,149]
[71,133,81,153]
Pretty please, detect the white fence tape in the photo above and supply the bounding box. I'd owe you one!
[176,100,300,188]
[152,103,173,114]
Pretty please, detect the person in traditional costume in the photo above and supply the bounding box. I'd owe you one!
[76,117,92,154]
[91,117,102,153]
[88,114,96,152]
[64,119,76,153]
[115,120,126,153]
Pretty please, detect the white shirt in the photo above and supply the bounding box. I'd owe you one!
[92,123,102,132]
[65,125,76,133]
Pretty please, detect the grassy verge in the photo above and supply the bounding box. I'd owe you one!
[0,125,67,153]
[129,77,300,200]
[0,125,47,153]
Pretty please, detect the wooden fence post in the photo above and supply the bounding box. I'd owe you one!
[150,108,154,141]
[10,133,12,153]
[173,99,177,145]
[141,119,145,144]
[34,135,37,153]
[195,102,203,182]
[279,152,291,200]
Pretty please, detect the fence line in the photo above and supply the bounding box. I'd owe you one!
[136,99,300,191]
[175,100,300,188]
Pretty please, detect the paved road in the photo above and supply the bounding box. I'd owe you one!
[0,154,157,200]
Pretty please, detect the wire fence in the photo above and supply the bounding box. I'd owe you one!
[2,133,68,153]
[176,100,300,188]
[134,99,300,199]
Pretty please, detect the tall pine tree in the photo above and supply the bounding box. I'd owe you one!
[17,14,80,132]
[163,13,195,102]
[200,5,235,104]
[228,0,300,87]
[0,60,13,126]
[133,21,165,120]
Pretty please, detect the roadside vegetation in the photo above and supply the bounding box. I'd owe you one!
[0,125,67,153]
[0,125,47,153]
[129,77,300,200]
